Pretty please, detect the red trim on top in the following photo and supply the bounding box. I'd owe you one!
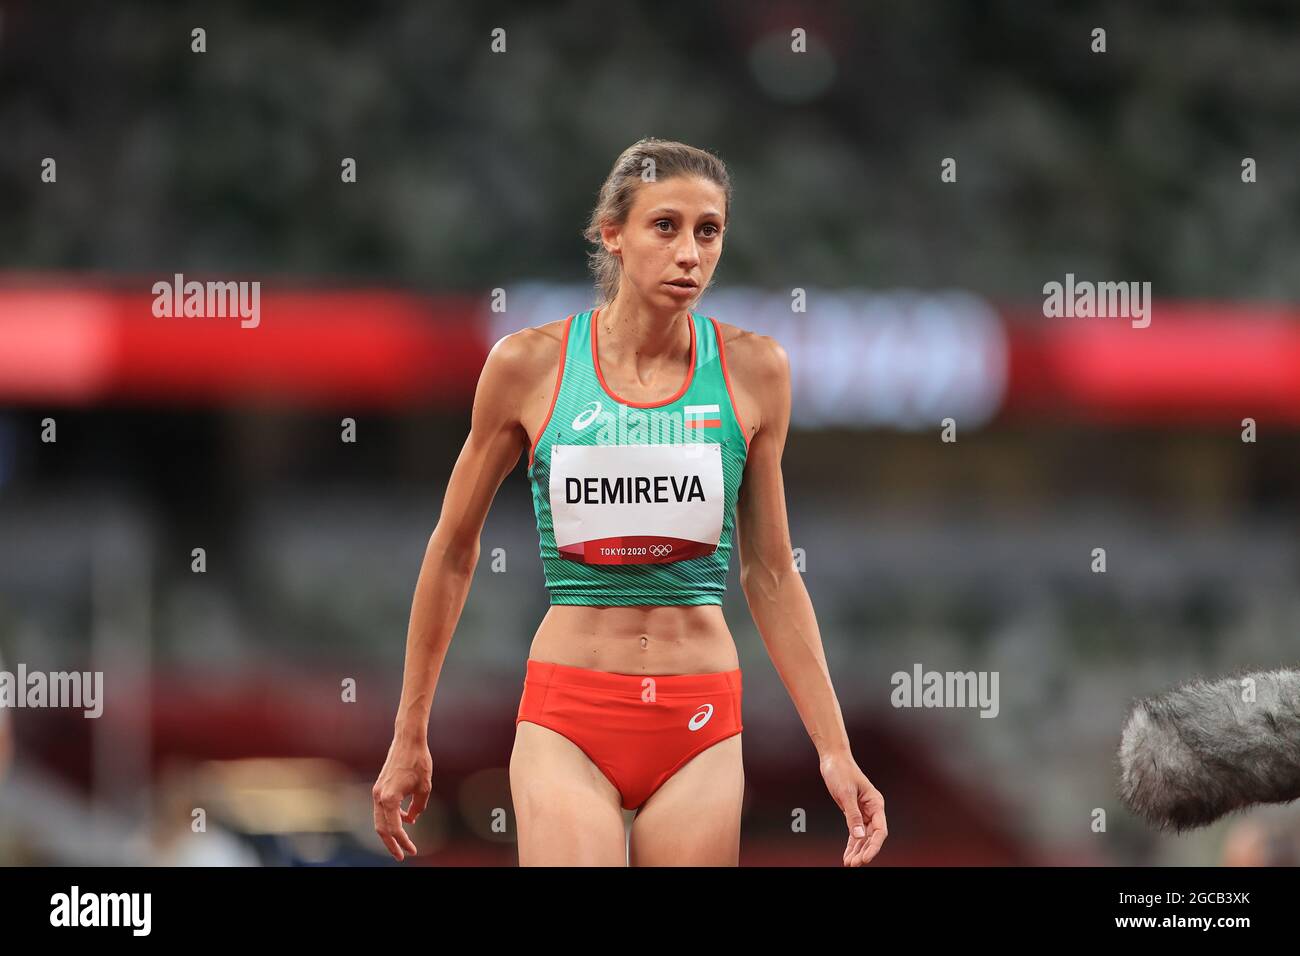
[590,307,696,408]
[710,316,751,454]
[528,315,573,467]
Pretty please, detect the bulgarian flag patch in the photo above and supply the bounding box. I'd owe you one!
[684,403,721,429]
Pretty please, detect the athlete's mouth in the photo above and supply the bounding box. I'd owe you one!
[666,278,698,288]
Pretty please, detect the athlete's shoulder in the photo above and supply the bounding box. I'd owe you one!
[471,317,575,436]
[708,317,788,388]
[485,316,571,385]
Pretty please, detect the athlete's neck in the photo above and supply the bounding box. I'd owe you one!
[596,298,692,375]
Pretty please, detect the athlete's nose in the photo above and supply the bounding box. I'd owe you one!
[675,234,701,269]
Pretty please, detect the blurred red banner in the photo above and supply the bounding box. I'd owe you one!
[3,281,1299,425]
[0,281,486,408]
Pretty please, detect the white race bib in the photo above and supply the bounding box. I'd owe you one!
[549,443,724,565]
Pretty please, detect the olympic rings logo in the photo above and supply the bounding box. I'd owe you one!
[649,544,673,557]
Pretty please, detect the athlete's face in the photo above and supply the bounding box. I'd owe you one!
[603,175,726,310]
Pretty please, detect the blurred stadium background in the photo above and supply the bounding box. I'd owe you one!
[2,0,1300,866]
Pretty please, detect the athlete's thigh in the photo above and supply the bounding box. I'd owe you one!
[510,720,626,866]
[628,733,744,866]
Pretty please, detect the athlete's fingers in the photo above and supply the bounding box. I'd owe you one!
[372,789,393,851]
[374,787,419,860]
[843,832,867,867]
[842,811,867,866]
[859,826,886,865]
[842,835,859,867]
[840,791,867,841]
[402,784,431,824]
[839,782,885,866]
[856,791,888,864]
[844,812,866,840]
[376,813,418,860]
[845,834,873,866]
[374,805,404,861]
[377,830,405,862]
[393,824,418,857]
[381,800,419,858]
[373,793,404,862]
[847,825,869,865]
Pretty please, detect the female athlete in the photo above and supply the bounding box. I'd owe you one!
[372,137,887,866]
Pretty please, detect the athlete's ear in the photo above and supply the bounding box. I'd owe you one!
[599,221,623,257]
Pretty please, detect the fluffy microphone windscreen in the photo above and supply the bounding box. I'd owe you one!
[1118,668,1300,831]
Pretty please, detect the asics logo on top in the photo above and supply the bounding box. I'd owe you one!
[688,703,715,731]
[572,400,602,431]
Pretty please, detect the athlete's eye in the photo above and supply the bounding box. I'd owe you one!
[700,224,720,238]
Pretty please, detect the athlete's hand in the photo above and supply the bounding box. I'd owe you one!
[372,734,433,862]
[820,750,887,866]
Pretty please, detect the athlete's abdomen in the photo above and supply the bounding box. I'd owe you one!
[528,603,741,675]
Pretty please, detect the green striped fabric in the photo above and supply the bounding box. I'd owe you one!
[527,308,749,606]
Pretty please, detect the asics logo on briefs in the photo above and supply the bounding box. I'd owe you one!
[572,401,602,431]
[688,703,715,731]
[649,543,673,557]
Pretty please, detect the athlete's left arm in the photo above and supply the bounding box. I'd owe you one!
[733,333,888,867]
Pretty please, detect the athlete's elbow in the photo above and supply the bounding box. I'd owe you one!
[739,558,790,604]
[426,527,480,577]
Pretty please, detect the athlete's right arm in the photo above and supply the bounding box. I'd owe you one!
[372,328,546,862]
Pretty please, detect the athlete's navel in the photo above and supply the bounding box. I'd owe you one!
[639,635,649,650]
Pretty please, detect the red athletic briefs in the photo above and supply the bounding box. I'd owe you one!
[515,659,743,811]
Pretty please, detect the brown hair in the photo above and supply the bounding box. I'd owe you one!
[583,137,733,307]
